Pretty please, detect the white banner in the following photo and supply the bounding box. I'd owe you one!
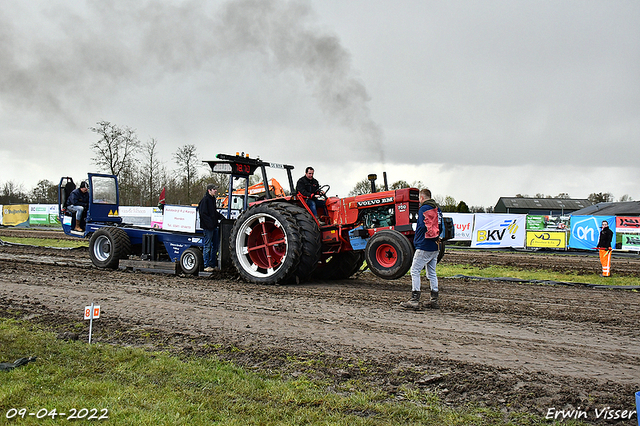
[471,214,526,248]
[119,206,154,227]
[444,213,473,241]
[162,205,197,233]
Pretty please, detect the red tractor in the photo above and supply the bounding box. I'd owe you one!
[209,153,451,284]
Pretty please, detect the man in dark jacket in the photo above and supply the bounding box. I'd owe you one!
[401,188,441,310]
[596,220,614,277]
[198,184,225,272]
[66,181,89,232]
[296,166,325,219]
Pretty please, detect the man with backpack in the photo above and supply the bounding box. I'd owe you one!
[401,188,442,310]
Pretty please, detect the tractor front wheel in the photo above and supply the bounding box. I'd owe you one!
[364,230,413,280]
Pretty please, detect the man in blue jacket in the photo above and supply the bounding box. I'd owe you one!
[66,181,89,232]
[401,188,441,310]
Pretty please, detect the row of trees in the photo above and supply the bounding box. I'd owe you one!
[0,121,229,207]
[0,120,635,209]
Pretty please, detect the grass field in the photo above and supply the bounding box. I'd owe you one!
[0,319,585,426]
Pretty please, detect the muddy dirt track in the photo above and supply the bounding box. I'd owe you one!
[1,228,640,423]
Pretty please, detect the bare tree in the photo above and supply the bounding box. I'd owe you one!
[0,181,29,204]
[173,144,200,203]
[90,121,141,176]
[140,138,165,206]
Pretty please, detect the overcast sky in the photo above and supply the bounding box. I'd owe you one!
[1,0,639,207]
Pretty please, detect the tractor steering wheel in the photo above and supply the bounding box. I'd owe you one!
[316,185,330,200]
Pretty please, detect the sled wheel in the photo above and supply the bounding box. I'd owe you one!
[230,202,321,284]
[177,247,203,276]
[314,251,365,280]
[364,230,413,280]
[88,227,131,269]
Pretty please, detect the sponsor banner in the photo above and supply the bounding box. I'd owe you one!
[526,216,545,230]
[29,204,51,225]
[526,230,567,249]
[151,207,164,229]
[526,215,570,231]
[569,216,616,251]
[621,234,640,251]
[471,214,526,248]
[162,205,197,233]
[120,206,153,227]
[444,213,473,241]
[616,216,640,234]
[2,204,30,226]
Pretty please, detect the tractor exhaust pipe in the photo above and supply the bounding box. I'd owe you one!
[383,172,389,191]
[367,174,377,193]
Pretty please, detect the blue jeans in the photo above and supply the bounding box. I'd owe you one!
[410,249,438,292]
[67,205,85,223]
[203,228,220,268]
[307,198,325,217]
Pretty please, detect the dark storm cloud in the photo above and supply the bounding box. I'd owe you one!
[0,0,384,161]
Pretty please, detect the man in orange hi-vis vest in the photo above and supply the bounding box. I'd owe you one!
[596,220,614,277]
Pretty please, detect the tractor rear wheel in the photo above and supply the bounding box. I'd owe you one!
[364,230,413,280]
[88,227,131,269]
[314,251,365,280]
[229,202,321,284]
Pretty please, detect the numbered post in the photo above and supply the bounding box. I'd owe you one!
[83,303,100,344]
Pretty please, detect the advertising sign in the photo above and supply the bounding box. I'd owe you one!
[621,234,640,251]
[471,214,526,248]
[29,204,50,225]
[151,207,164,229]
[444,213,473,241]
[120,206,153,227]
[526,230,567,249]
[48,205,60,225]
[526,215,570,231]
[616,216,640,234]
[162,205,197,233]
[2,204,29,226]
[569,216,616,250]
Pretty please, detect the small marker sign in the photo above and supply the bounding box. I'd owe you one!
[83,303,101,343]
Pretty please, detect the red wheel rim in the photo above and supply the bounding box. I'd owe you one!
[246,217,287,270]
[375,243,398,267]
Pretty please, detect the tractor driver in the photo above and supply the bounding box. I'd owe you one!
[66,181,89,232]
[296,166,326,221]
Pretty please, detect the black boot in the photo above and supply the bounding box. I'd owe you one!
[400,291,421,310]
[428,290,439,309]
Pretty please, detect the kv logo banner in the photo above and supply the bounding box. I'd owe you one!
[569,216,616,251]
[471,214,526,248]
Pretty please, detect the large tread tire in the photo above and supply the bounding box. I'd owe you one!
[283,204,322,283]
[314,251,365,280]
[229,201,321,284]
[88,227,131,269]
[178,247,203,276]
[364,230,414,280]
